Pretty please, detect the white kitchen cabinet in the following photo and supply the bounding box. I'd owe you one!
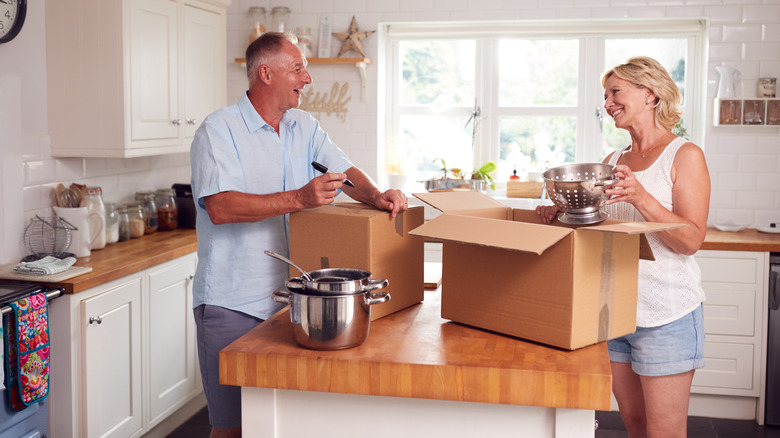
[82,276,144,438]
[689,250,769,422]
[146,255,199,428]
[45,0,229,158]
[50,253,199,438]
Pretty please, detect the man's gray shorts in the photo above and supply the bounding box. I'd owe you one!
[194,304,263,429]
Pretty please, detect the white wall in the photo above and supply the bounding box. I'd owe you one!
[0,0,778,264]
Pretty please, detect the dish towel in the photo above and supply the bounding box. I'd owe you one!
[3,292,50,410]
[14,256,76,275]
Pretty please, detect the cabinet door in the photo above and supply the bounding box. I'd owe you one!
[147,255,198,427]
[129,0,180,142]
[183,4,225,139]
[82,277,144,438]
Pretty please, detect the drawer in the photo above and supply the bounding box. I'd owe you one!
[692,341,755,394]
[701,287,756,336]
[695,253,760,285]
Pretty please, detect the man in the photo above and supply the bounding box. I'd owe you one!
[189,32,407,438]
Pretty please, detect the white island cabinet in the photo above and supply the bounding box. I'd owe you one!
[45,0,230,158]
[50,253,200,438]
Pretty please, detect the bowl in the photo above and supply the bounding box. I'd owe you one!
[713,223,747,232]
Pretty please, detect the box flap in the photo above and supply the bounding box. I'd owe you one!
[303,202,387,218]
[584,220,688,234]
[413,191,508,214]
[410,214,573,255]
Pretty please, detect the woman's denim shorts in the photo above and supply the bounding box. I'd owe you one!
[607,304,705,376]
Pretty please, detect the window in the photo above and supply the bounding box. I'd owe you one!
[378,19,707,193]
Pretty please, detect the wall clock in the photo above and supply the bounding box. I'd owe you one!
[0,0,27,44]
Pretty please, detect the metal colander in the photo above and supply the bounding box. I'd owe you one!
[22,215,78,262]
[542,163,618,224]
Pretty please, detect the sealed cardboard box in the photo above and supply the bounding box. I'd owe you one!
[290,203,424,320]
[411,191,685,350]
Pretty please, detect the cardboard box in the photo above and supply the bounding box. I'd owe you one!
[410,191,685,350]
[290,203,425,320]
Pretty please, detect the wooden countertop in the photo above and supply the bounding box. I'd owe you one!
[219,292,613,411]
[8,228,198,294]
[702,227,780,252]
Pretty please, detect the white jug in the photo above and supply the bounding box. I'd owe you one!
[53,206,104,258]
[716,66,741,99]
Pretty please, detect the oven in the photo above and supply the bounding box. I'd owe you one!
[0,283,63,438]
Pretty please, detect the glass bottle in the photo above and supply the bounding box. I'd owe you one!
[155,188,178,231]
[104,202,120,245]
[134,192,158,234]
[128,203,146,239]
[296,27,314,58]
[246,6,267,44]
[117,205,131,242]
[85,186,107,250]
[271,7,290,33]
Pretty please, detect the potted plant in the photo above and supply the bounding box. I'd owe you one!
[468,161,497,192]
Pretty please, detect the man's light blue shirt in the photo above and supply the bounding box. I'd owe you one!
[190,93,353,319]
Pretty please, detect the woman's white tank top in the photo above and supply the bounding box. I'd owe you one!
[604,137,705,327]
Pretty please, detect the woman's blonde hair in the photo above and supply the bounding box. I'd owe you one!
[601,56,682,131]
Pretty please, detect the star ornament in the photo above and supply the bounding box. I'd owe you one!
[332,16,375,58]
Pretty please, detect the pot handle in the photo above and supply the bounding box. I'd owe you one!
[365,291,390,306]
[285,277,305,291]
[364,278,389,291]
[272,290,291,304]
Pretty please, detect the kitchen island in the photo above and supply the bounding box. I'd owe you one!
[220,291,612,438]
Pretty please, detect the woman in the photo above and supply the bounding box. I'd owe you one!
[536,56,710,438]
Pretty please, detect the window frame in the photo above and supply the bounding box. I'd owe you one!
[378,18,708,189]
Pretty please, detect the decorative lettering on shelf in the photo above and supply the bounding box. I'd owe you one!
[299,82,351,122]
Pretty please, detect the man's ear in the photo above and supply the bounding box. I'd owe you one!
[258,64,272,85]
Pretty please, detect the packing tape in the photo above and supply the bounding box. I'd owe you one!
[320,257,330,269]
[394,211,404,237]
[598,233,615,340]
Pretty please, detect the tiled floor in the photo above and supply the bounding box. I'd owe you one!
[168,407,780,437]
[596,411,780,438]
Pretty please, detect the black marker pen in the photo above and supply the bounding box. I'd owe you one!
[311,161,355,187]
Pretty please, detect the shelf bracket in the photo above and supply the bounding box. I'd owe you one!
[356,61,368,102]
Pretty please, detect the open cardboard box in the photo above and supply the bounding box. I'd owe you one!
[290,203,425,320]
[411,191,685,350]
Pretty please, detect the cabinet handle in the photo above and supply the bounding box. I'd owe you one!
[186,118,197,125]
[188,274,194,280]
[172,119,182,126]
[89,315,103,325]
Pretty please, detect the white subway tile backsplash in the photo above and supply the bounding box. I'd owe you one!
[400,0,433,11]
[665,6,706,17]
[737,154,778,172]
[735,190,771,209]
[723,24,763,42]
[703,6,744,24]
[743,5,780,24]
[708,43,743,62]
[709,190,736,209]
[718,172,758,191]
[628,7,667,17]
[54,158,84,182]
[743,41,780,61]
[25,160,56,185]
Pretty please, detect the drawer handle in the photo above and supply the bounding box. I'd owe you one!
[89,315,102,325]
[771,271,779,311]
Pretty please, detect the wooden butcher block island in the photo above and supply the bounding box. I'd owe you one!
[220,291,612,437]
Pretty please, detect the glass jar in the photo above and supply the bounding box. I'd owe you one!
[117,205,132,242]
[134,192,158,234]
[246,6,267,44]
[155,188,178,231]
[127,203,146,238]
[85,186,107,250]
[104,202,120,245]
[296,27,314,58]
[271,6,290,33]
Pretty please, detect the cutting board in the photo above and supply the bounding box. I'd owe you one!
[0,263,93,282]
[424,262,442,290]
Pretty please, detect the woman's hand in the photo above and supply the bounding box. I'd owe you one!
[603,164,650,208]
[535,205,561,224]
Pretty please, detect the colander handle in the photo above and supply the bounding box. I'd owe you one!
[594,177,619,187]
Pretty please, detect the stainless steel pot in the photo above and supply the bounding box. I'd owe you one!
[272,289,390,350]
[285,268,389,295]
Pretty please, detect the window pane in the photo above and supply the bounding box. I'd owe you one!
[388,115,474,184]
[498,116,576,181]
[498,39,579,107]
[400,40,475,107]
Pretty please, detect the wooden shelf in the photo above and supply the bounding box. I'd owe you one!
[233,57,371,65]
[714,98,780,127]
[234,57,372,102]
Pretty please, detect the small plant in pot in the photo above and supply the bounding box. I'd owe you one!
[468,161,497,192]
